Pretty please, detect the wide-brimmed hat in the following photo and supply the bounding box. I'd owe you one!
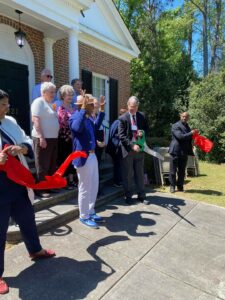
[76,94,94,106]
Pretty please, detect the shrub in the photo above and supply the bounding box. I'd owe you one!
[188,70,225,163]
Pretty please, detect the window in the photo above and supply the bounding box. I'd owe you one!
[92,73,109,141]
[92,76,106,99]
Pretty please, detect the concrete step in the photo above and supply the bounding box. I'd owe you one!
[26,158,113,179]
[7,186,123,243]
[32,173,113,212]
[99,162,113,176]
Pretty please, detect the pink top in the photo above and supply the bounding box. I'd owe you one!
[57,105,76,142]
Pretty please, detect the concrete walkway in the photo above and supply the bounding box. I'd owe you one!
[3,190,225,299]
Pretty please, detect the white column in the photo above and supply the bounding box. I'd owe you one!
[68,27,79,81]
[43,37,55,76]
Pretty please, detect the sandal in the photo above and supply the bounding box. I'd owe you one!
[30,249,56,261]
[0,278,9,294]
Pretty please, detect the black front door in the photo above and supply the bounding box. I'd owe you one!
[0,59,30,134]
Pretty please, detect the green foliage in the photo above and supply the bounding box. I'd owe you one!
[114,1,196,137]
[188,69,225,163]
[130,7,196,137]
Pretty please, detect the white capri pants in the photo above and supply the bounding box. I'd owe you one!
[76,153,99,219]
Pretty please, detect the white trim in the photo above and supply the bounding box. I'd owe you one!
[43,37,55,77]
[92,72,108,80]
[68,28,80,81]
[0,24,35,108]
[79,28,136,62]
[0,0,139,61]
[95,0,140,55]
[92,73,110,139]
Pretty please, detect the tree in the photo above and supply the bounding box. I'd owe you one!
[188,0,209,76]
[188,69,225,162]
[114,0,196,136]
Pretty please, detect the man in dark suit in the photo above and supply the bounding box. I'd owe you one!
[118,96,149,205]
[169,112,198,193]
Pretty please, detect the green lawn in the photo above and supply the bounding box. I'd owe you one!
[158,161,225,208]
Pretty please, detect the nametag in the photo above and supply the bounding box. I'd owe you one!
[131,125,137,131]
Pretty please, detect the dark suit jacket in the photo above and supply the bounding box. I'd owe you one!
[118,111,148,158]
[169,120,194,156]
[106,119,122,159]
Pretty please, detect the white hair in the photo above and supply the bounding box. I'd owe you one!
[59,85,74,100]
[41,68,51,76]
[127,96,139,106]
[41,82,56,94]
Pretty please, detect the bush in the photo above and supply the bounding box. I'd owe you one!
[188,70,225,163]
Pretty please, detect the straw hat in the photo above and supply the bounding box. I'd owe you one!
[76,94,94,106]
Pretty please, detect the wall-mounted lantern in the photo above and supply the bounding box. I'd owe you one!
[14,10,26,48]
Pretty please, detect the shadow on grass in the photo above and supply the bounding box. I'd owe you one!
[186,189,223,196]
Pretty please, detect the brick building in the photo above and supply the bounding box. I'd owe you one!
[0,0,139,134]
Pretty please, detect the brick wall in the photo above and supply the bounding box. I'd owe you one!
[79,42,131,108]
[53,39,131,108]
[0,15,45,82]
[0,16,131,108]
[53,38,69,88]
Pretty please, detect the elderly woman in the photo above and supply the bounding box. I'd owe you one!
[69,94,105,228]
[0,90,55,295]
[57,85,76,189]
[31,82,60,198]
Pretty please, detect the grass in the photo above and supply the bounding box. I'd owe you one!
[158,161,225,208]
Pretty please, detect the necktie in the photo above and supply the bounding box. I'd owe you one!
[132,115,137,140]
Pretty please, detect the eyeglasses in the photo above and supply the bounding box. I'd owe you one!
[46,75,53,79]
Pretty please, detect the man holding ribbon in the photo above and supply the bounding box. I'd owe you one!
[169,111,198,193]
[118,96,150,205]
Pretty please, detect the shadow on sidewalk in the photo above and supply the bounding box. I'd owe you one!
[150,195,195,227]
[5,235,128,300]
[100,211,159,237]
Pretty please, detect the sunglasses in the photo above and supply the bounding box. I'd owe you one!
[46,75,53,79]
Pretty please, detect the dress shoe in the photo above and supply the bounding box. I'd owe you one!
[125,197,132,205]
[170,186,175,193]
[0,278,9,294]
[113,183,123,188]
[177,185,184,192]
[35,190,51,198]
[138,197,150,205]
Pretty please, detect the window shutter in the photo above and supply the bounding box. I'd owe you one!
[109,78,118,124]
[81,69,92,93]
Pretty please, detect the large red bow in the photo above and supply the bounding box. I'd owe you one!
[192,133,214,153]
[0,148,87,189]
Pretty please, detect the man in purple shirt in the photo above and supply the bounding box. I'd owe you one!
[32,69,53,101]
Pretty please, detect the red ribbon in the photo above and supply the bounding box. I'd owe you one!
[192,133,214,153]
[0,148,87,189]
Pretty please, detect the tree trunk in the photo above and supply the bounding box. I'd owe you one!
[202,0,208,76]
[210,0,222,72]
[187,12,194,62]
